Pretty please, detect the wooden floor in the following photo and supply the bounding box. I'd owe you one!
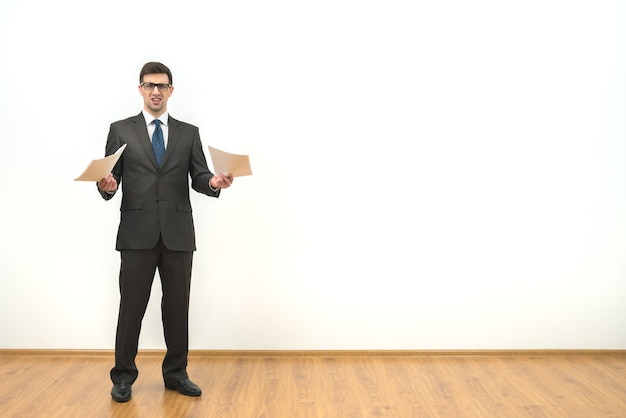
[0,351,625,417]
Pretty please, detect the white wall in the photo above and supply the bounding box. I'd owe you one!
[0,0,624,350]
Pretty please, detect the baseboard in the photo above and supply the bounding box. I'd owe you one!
[0,349,625,357]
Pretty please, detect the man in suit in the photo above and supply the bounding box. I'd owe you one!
[97,62,233,403]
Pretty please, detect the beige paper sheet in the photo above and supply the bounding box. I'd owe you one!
[75,144,127,181]
[208,146,252,177]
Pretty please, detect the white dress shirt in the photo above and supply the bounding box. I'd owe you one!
[142,110,169,148]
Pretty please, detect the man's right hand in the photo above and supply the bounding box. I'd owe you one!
[98,173,118,193]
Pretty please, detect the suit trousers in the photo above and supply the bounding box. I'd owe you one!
[110,237,193,385]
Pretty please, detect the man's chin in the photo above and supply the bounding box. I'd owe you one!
[148,104,163,113]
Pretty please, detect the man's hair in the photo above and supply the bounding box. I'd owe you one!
[139,62,173,85]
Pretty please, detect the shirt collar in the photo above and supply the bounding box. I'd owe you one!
[142,110,169,127]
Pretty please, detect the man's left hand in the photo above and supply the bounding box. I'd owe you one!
[210,173,234,190]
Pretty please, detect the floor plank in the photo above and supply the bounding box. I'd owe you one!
[0,352,624,417]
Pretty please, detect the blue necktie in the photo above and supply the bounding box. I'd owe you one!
[152,119,165,167]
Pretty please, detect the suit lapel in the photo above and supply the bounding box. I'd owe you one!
[131,113,160,168]
[163,115,181,167]
[130,113,181,169]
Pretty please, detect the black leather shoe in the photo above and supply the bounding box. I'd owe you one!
[111,382,132,402]
[165,378,202,396]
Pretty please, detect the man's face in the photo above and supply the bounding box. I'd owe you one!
[139,73,173,117]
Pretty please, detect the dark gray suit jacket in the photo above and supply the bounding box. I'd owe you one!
[99,113,219,251]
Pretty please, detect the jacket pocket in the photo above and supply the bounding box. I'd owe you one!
[121,200,143,211]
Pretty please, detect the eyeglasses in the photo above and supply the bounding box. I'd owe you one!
[141,82,171,92]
